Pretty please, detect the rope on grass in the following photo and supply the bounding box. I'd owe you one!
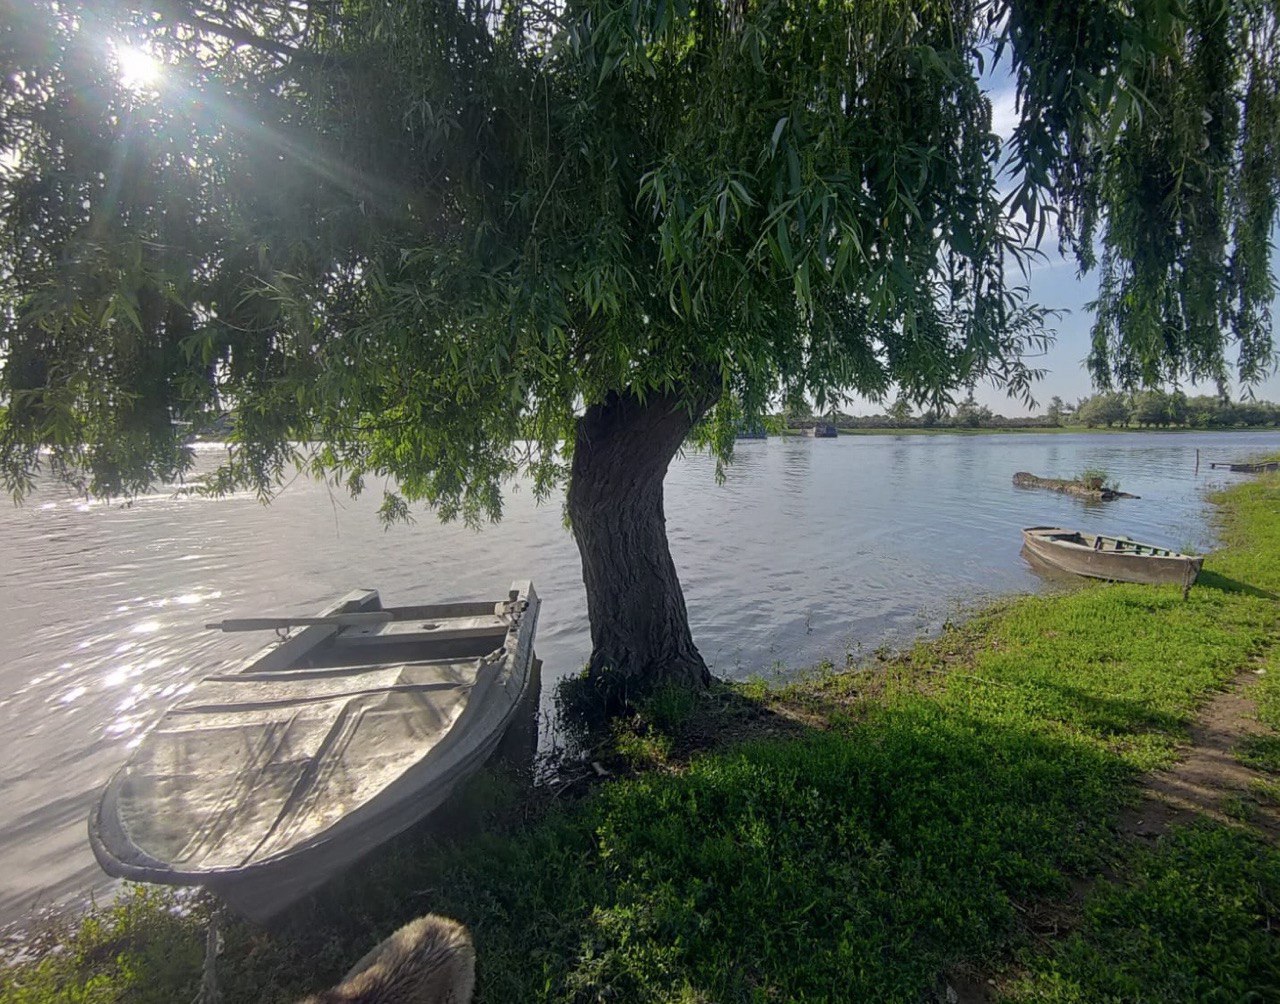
[192,903,223,1004]
[921,667,1016,689]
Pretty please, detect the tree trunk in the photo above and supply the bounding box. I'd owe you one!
[566,388,714,709]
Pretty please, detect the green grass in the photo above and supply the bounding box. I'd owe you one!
[4,473,1280,1002]
[637,682,699,733]
[1237,647,1280,774]
[1255,653,1280,733]
[1250,776,1280,805]
[0,888,206,1004]
[1004,825,1280,1003]
[1239,733,1280,774]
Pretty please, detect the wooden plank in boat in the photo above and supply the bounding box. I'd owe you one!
[205,612,393,632]
[248,590,380,672]
[334,613,508,647]
[221,658,476,682]
[178,659,480,715]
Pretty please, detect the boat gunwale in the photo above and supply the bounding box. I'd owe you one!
[1021,526,1198,559]
[88,581,540,890]
[1020,526,1203,584]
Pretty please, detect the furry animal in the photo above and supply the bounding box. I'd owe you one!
[297,914,475,1004]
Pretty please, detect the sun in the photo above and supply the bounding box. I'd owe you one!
[114,44,161,91]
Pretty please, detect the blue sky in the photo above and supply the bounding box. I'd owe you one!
[974,82,1280,417]
[982,220,1280,417]
[851,74,1280,418]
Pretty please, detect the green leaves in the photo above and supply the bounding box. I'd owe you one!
[0,0,1275,510]
[1002,0,1279,392]
[769,114,789,155]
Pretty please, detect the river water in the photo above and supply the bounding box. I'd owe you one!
[2,429,1278,923]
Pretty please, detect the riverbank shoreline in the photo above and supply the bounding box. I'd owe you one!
[4,470,1280,1001]
[778,423,1280,436]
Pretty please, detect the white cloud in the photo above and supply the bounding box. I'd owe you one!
[988,86,1019,143]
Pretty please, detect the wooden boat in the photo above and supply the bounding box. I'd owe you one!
[1021,527,1202,586]
[89,582,539,921]
[1208,460,1280,473]
[808,423,839,438]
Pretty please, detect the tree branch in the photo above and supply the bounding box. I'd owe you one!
[147,1,310,63]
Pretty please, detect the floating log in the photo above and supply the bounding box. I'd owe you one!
[1012,471,1140,501]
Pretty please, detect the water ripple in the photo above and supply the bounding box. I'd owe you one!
[1,429,1278,921]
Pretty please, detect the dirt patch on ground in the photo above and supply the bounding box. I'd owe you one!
[948,667,1279,1003]
[1118,668,1279,843]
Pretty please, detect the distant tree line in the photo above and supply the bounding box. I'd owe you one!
[1071,391,1280,429]
[780,391,1280,431]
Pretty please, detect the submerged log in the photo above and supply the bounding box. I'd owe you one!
[1012,471,1140,501]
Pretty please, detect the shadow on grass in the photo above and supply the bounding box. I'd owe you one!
[1028,681,1188,737]
[1006,823,1280,1002]
[1193,569,1278,600]
[9,687,1274,1003]
[199,697,1134,1004]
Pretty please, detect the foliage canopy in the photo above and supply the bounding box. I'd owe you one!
[1,0,1278,517]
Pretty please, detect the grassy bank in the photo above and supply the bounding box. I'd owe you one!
[4,476,1280,1002]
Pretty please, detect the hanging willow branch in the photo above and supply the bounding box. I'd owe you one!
[1,0,1277,511]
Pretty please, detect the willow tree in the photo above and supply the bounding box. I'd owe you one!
[2,1,1278,705]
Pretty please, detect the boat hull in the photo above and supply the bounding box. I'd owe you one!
[1021,527,1202,586]
[1209,461,1280,473]
[89,582,539,922]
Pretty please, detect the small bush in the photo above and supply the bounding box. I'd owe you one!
[1076,467,1119,492]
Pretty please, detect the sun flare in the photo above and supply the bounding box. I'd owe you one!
[114,44,160,91]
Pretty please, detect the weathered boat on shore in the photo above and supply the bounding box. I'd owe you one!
[1208,460,1280,473]
[89,582,539,922]
[1021,527,1201,586]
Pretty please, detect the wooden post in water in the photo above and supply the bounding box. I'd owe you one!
[1194,448,1200,475]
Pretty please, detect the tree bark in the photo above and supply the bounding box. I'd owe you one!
[566,387,715,709]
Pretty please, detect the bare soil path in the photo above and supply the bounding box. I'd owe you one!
[946,666,1279,1003]
[1120,667,1279,844]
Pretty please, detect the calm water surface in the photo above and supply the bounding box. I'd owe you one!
[2,430,1278,922]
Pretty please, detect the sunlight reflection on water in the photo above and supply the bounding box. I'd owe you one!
[1,429,1278,921]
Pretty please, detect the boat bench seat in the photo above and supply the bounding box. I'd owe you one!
[178,659,481,715]
[333,614,509,648]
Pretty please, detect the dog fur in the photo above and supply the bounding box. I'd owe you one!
[297,914,475,1004]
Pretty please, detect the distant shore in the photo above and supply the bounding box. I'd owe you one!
[775,423,1280,436]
